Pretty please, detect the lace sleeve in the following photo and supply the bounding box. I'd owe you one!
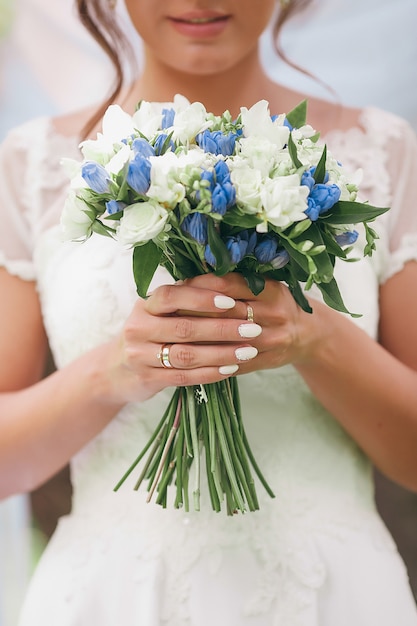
[0,123,40,280]
[382,116,417,281]
[0,118,77,281]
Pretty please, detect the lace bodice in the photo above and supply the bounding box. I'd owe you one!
[2,108,417,626]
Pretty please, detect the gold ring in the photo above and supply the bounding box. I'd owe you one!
[246,303,254,323]
[157,343,174,368]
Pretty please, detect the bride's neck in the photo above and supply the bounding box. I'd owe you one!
[121,52,280,118]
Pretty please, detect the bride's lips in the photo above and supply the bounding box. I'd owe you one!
[168,11,231,38]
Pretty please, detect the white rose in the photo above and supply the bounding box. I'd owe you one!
[116,201,169,245]
[258,174,309,231]
[146,152,186,208]
[240,100,289,148]
[60,192,94,241]
[230,164,263,214]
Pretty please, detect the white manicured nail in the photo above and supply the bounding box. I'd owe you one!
[219,364,239,375]
[214,295,236,309]
[238,323,262,338]
[235,346,258,361]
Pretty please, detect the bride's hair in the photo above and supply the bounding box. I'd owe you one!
[77,0,311,137]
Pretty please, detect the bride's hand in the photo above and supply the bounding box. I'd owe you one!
[103,279,264,404]
[184,273,325,373]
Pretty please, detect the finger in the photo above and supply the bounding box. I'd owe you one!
[145,283,238,316]
[185,273,255,300]
[139,314,263,344]
[148,341,259,370]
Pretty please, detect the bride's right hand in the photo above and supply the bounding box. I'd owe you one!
[102,281,262,405]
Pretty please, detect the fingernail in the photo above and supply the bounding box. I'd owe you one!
[214,295,236,309]
[219,364,239,375]
[238,323,262,338]
[235,346,258,361]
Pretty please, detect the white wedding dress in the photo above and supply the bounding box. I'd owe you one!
[1,106,417,626]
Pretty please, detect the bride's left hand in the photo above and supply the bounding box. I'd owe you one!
[184,272,323,373]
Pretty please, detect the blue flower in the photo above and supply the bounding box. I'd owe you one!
[127,154,151,194]
[132,138,155,158]
[181,212,208,244]
[105,200,126,215]
[270,249,290,269]
[226,235,249,264]
[240,230,257,255]
[204,244,217,267]
[305,183,341,221]
[161,107,176,129]
[153,133,175,156]
[301,167,315,191]
[81,161,111,194]
[254,236,278,263]
[254,235,290,267]
[211,182,235,215]
[214,160,231,185]
[335,230,359,246]
[196,129,238,156]
[200,161,236,215]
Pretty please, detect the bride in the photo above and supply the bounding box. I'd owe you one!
[0,1,417,624]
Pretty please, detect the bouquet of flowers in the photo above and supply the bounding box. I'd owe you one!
[61,94,388,515]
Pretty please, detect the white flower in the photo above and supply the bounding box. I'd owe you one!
[102,105,135,142]
[132,102,163,139]
[116,201,169,245]
[147,149,208,208]
[229,163,263,214]
[171,101,213,143]
[105,143,132,176]
[237,136,281,177]
[60,191,94,241]
[240,100,289,148]
[258,174,309,231]
[291,124,317,142]
[79,135,118,165]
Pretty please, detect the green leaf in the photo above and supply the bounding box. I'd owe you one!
[288,133,303,169]
[287,265,312,313]
[320,200,390,225]
[316,277,360,317]
[285,99,307,128]
[313,145,327,184]
[282,223,335,283]
[91,219,116,238]
[222,207,262,229]
[320,227,348,259]
[239,270,265,296]
[207,218,231,276]
[132,240,163,298]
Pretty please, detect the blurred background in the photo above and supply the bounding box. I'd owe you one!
[1,0,416,624]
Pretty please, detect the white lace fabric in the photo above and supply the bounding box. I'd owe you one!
[1,108,417,625]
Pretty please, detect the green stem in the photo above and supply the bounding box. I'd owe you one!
[113,390,179,491]
[186,386,201,511]
[230,377,275,499]
[206,384,246,512]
